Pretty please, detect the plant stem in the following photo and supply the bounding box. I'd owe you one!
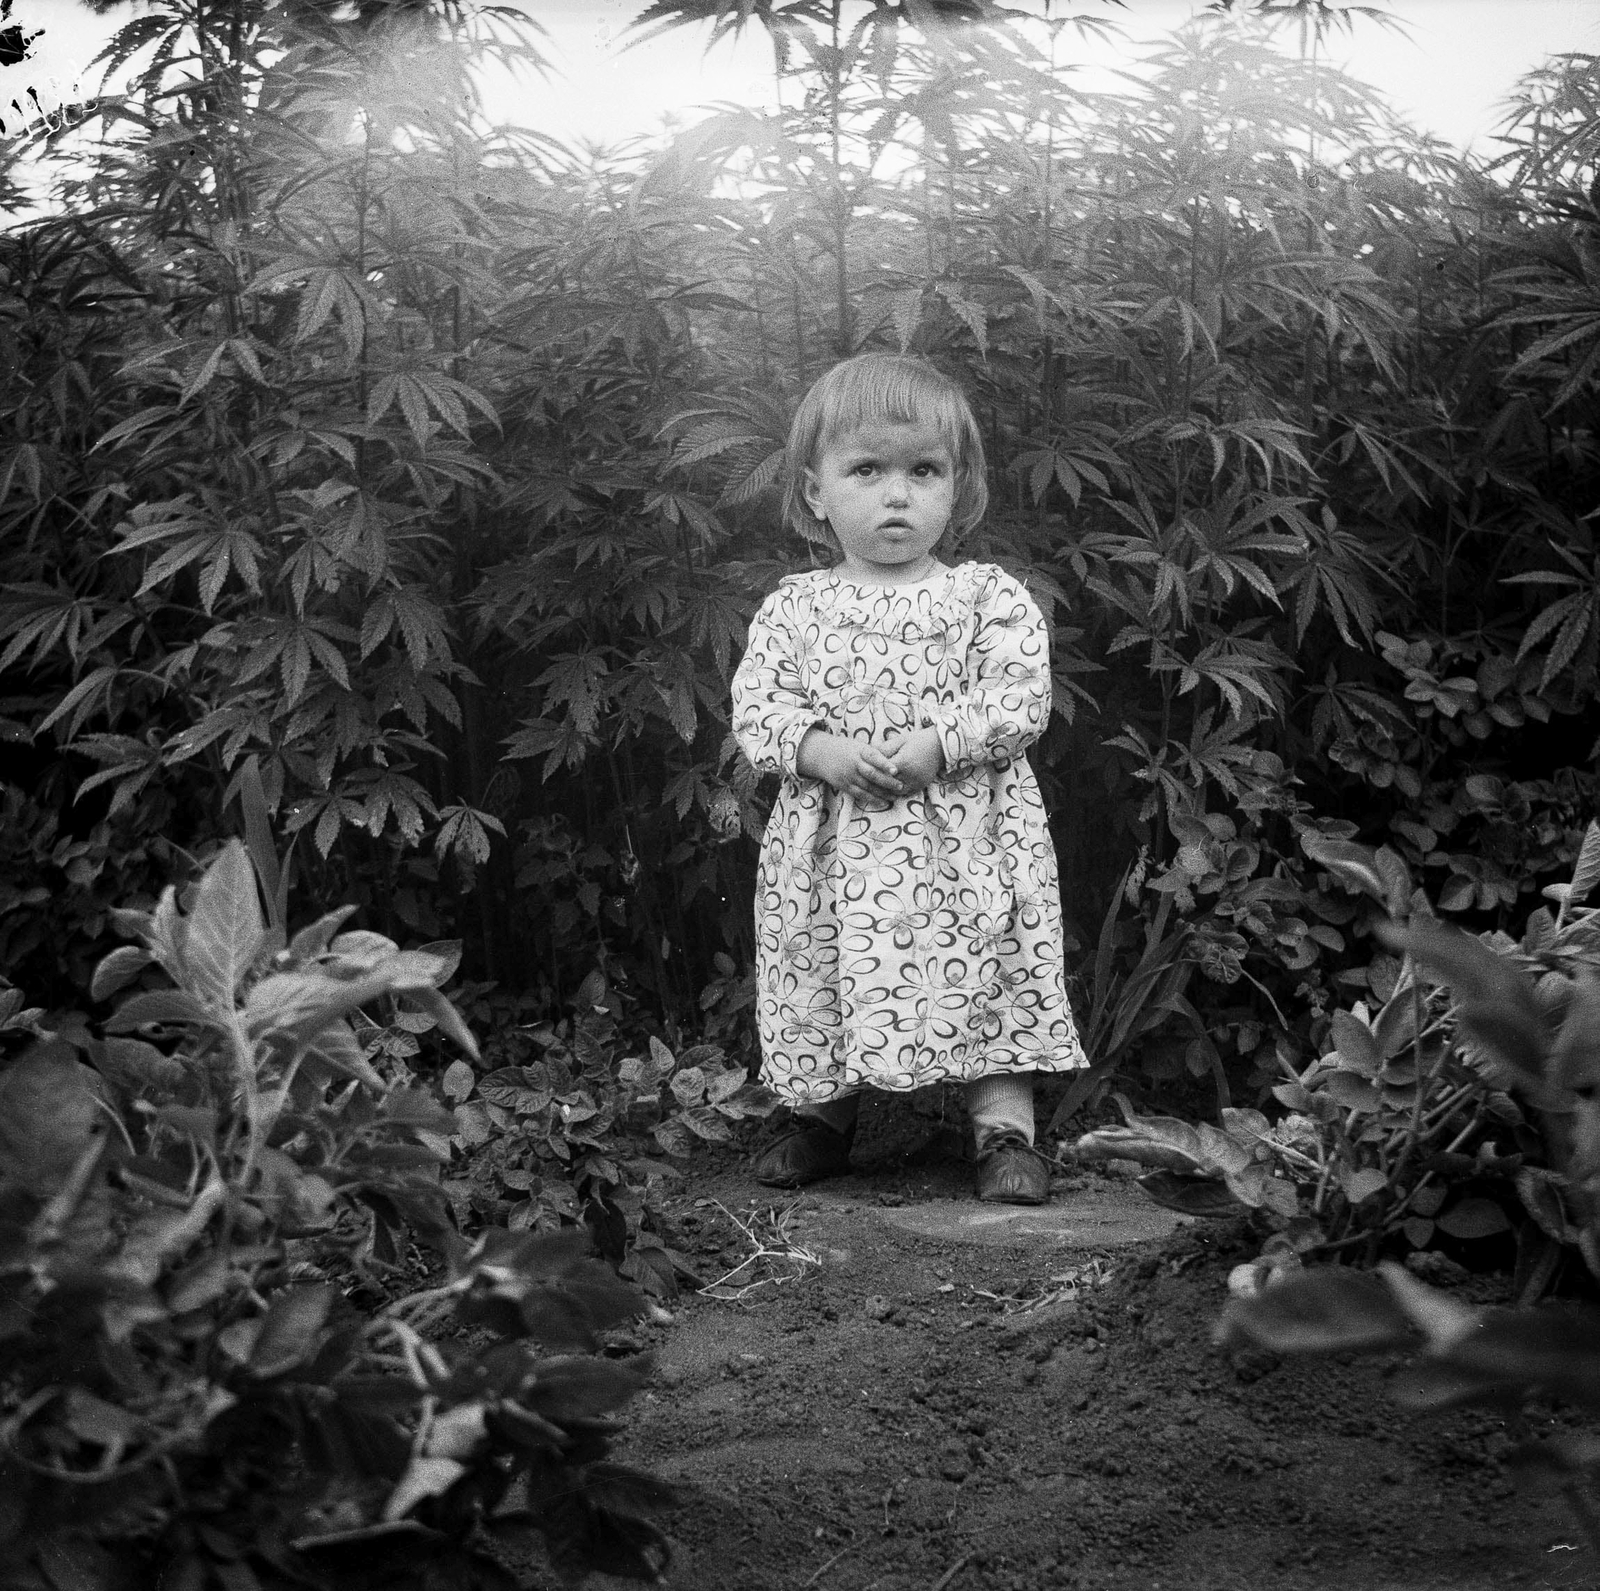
[828,0,850,356]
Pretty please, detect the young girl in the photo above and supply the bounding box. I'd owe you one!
[731,353,1087,1203]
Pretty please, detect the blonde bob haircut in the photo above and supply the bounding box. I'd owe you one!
[781,353,988,547]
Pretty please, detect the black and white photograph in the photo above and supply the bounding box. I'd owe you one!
[2,1,1599,1587]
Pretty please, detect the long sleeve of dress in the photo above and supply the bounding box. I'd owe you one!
[927,567,1052,778]
[731,585,825,778]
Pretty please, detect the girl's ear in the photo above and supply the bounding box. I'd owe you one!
[799,467,826,522]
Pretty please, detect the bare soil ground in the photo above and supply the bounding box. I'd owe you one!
[530,1102,1599,1591]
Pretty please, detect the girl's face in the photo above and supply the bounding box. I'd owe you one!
[801,419,955,584]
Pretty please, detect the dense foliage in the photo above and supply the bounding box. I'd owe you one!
[4,2,1600,1577]
[1077,821,1600,1300]
[2,0,1598,1114]
[1217,899,1600,1558]
[0,839,676,1591]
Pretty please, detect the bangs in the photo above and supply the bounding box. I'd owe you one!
[814,359,974,460]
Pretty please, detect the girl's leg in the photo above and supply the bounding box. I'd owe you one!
[965,1073,1035,1149]
[966,1072,1049,1204]
[794,1094,861,1133]
[753,1090,861,1187]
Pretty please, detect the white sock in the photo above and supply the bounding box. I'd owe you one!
[966,1073,1035,1150]
[796,1094,860,1134]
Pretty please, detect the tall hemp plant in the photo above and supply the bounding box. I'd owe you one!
[1,1,545,994]
[627,2,1425,1103]
[3,0,1598,1116]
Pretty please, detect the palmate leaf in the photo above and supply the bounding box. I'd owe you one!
[1175,639,1288,719]
[435,804,505,866]
[1283,513,1389,646]
[934,282,988,356]
[112,500,264,614]
[1544,602,1598,687]
[340,771,439,846]
[537,651,614,740]
[0,583,103,672]
[718,448,784,507]
[504,718,589,779]
[680,586,750,679]
[36,664,120,739]
[667,426,771,469]
[293,266,370,361]
[74,732,165,816]
[360,588,451,670]
[368,372,500,448]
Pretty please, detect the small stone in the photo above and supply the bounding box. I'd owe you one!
[865,1295,896,1321]
[1404,1250,1471,1286]
[657,1364,684,1388]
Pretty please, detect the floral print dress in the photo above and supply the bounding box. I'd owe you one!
[731,561,1087,1104]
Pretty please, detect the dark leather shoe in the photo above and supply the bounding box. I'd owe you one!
[975,1129,1050,1205]
[752,1120,854,1188]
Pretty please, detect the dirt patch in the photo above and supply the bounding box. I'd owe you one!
[527,1123,1597,1591]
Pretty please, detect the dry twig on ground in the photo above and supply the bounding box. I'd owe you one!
[698,1200,822,1301]
[965,1255,1115,1314]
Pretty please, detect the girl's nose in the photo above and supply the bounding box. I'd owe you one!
[883,472,909,503]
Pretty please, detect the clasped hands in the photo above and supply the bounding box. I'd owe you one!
[796,726,944,800]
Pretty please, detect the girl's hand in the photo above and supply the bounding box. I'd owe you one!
[797,730,903,798]
[880,727,944,793]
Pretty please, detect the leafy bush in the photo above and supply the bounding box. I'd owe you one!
[438,1000,777,1273]
[1074,822,1600,1296]
[2,0,1600,1108]
[0,840,674,1590]
[1217,900,1600,1555]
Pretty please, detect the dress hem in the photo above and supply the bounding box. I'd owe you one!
[765,1049,1090,1106]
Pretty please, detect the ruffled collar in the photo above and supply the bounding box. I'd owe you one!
[803,562,987,636]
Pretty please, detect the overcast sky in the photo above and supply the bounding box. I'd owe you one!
[4,0,1596,158]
